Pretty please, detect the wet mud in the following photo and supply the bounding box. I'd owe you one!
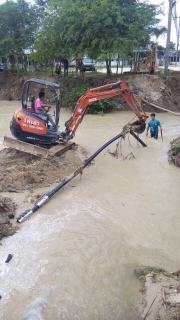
[136,267,180,320]
[0,195,18,240]
[0,146,84,192]
[0,143,87,240]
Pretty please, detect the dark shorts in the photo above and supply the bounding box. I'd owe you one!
[151,132,158,139]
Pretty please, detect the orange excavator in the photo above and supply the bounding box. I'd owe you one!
[4,78,148,157]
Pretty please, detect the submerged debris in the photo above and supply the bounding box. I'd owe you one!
[5,254,13,263]
[108,136,136,160]
[168,136,180,168]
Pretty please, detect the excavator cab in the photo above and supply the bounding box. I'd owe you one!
[21,78,61,126]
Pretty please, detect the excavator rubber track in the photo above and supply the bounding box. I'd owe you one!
[3,136,75,158]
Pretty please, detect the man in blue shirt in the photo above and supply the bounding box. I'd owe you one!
[146,113,162,139]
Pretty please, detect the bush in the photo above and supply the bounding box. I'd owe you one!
[61,80,89,110]
[168,136,180,167]
[87,99,116,114]
[61,78,116,114]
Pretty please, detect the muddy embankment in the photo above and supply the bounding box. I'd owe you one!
[0,144,87,240]
[0,73,180,112]
[136,268,180,320]
[0,195,18,240]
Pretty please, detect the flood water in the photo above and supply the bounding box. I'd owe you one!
[0,101,180,319]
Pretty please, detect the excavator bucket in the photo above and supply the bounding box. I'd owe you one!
[3,136,49,158]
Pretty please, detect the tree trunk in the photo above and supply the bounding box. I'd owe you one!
[121,59,124,74]
[106,59,111,76]
[24,56,27,75]
[116,55,120,74]
[51,59,54,76]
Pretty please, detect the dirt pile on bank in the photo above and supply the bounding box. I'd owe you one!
[0,73,180,112]
[168,136,180,168]
[125,75,180,113]
[0,145,84,192]
[136,268,180,320]
[0,196,18,240]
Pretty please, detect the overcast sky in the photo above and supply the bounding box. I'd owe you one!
[145,0,178,47]
[0,0,178,47]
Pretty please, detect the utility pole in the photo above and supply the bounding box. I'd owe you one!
[164,0,173,75]
[175,15,180,66]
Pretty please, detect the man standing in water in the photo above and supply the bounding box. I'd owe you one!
[146,113,162,139]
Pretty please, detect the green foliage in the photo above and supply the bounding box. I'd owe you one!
[152,268,161,274]
[61,80,89,110]
[30,15,58,65]
[36,0,164,75]
[168,136,180,167]
[157,44,165,50]
[169,41,176,50]
[60,79,116,114]
[0,0,166,76]
[151,26,167,41]
[88,99,116,114]
[0,0,38,59]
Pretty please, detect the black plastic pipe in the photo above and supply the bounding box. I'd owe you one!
[17,130,129,223]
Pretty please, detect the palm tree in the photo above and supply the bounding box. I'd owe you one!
[152,26,167,43]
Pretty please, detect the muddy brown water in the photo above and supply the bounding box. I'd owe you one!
[0,101,180,319]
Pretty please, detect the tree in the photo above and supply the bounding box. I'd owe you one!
[157,44,165,50]
[30,16,58,73]
[47,0,163,75]
[169,41,176,50]
[152,26,167,43]
[0,0,39,69]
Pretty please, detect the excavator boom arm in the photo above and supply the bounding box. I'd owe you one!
[65,80,148,138]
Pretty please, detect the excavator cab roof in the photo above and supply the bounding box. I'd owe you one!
[21,78,60,106]
[21,78,60,108]
[23,78,60,89]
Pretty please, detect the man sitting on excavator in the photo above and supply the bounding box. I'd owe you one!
[34,91,57,131]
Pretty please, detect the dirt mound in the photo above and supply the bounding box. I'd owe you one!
[168,136,180,167]
[117,75,180,113]
[0,145,84,192]
[0,195,18,240]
